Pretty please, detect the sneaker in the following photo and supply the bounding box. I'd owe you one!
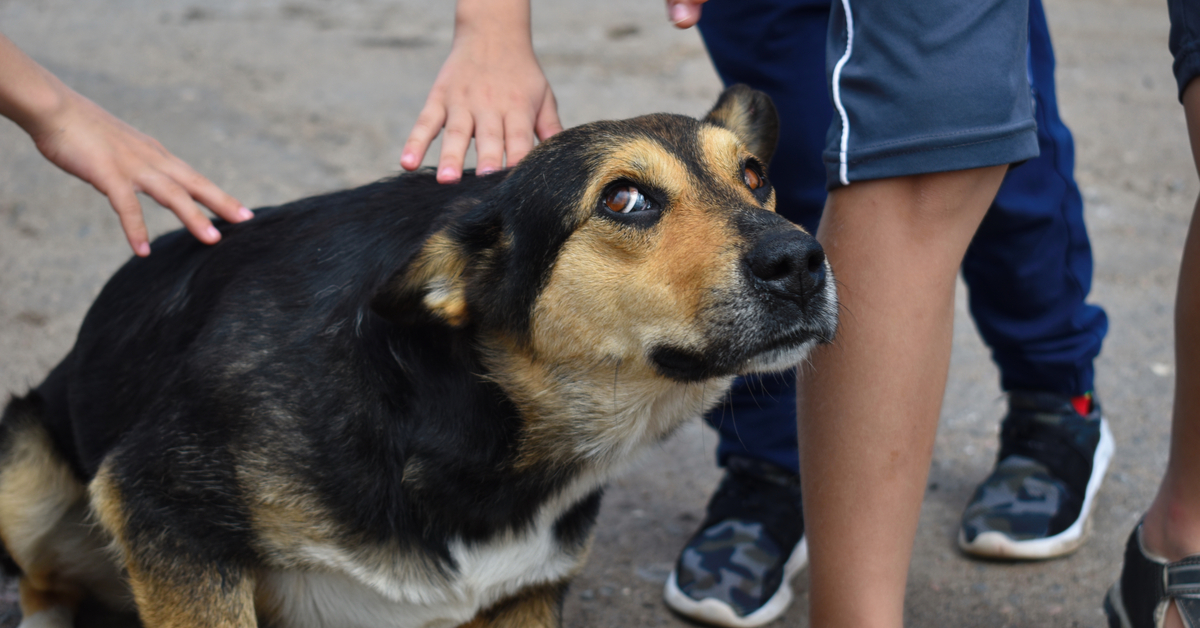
[959,390,1115,559]
[1104,522,1200,628]
[663,455,807,628]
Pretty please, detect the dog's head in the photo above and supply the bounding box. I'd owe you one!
[375,85,836,385]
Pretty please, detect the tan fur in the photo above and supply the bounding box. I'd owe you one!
[126,564,256,628]
[91,465,258,628]
[530,135,740,366]
[457,582,566,628]
[0,420,124,619]
[492,133,764,470]
[0,422,85,570]
[402,231,472,326]
[702,85,779,163]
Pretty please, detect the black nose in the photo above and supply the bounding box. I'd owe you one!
[746,230,827,303]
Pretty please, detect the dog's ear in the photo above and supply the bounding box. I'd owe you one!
[703,84,780,165]
[371,228,472,327]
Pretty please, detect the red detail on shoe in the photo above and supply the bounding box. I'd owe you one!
[1071,393,1092,416]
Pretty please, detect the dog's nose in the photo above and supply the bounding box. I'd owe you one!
[747,230,827,303]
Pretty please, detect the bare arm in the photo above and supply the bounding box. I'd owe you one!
[0,34,250,256]
[400,0,562,183]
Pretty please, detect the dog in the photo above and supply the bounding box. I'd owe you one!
[0,85,836,628]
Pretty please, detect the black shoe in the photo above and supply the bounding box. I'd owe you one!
[1105,522,1200,627]
[663,456,806,628]
[959,391,1114,559]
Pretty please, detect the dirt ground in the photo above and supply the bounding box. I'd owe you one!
[0,0,1191,626]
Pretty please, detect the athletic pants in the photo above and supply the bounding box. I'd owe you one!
[698,0,1109,474]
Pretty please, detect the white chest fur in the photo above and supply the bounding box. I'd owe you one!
[257,383,725,627]
[258,471,604,628]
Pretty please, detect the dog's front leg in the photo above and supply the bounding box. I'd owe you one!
[122,564,257,628]
[89,467,258,628]
[458,582,569,628]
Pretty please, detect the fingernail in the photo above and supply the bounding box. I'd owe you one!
[238,207,254,221]
[670,3,688,23]
[478,167,496,176]
[439,168,460,182]
[135,242,151,257]
[206,226,221,242]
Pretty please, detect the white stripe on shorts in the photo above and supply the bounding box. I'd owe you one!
[831,0,854,186]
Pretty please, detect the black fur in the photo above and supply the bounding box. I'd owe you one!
[37,169,608,569]
[0,86,838,627]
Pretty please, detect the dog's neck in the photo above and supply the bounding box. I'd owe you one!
[477,336,733,474]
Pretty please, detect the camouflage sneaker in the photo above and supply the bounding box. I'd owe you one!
[959,390,1114,559]
[664,455,806,628]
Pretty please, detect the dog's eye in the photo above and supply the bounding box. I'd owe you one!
[743,166,763,190]
[604,186,651,214]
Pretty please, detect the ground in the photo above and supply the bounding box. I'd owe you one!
[0,0,1189,626]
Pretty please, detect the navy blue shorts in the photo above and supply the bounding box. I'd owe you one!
[1169,0,1200,99]
[824,0,1041,187]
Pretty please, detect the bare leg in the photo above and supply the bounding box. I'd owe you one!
[1137,77,1200,628]
[797,165,1007,627]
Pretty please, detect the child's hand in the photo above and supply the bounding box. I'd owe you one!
[29,90,252,256]
[400,0,562,184]
[0,34,249,257]
[666,0,708,29]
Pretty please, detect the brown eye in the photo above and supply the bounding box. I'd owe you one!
[743,167,763,190]
[604,186,649,213]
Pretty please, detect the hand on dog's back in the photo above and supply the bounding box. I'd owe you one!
[399,0,562,185]
[0,34,252,257]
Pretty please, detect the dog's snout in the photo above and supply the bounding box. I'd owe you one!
[747,231,827,302]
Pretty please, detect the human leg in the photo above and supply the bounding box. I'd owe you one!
[798,166,1007,627]
[1105,78,1200,628]
[1114,191,1200,628]
[958,0,1114,559]
[1141,65,1200,590]
[1104,173,1200,628]
[801,0,1035,623]
[962,0,1107,397]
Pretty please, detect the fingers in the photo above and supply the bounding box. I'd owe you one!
[437,107,475,183]
[137,170,223,246]
[404,55,562,177]
[667,0,706,28]
[105,185,152,257]
[535,89,563,141]
[505,90,561,167]
[160,158,252,224]
[503,112,536,169]
[29,83,244,253]
[474,111,506,175]
[401,100,448,172]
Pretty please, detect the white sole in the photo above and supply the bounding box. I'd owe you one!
[663,536,808,628]
[959,418,1115,560]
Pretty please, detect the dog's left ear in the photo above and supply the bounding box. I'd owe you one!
[703,84,780,165]
[371,228,472,327]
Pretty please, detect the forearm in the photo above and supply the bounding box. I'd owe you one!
[0,34,69,137]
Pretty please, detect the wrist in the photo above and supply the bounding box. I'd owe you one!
[0,36,71,137]
[453,0,532,46]
[12,72,73,139]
